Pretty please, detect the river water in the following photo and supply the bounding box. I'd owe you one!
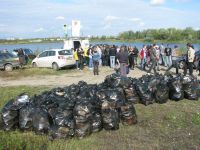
[0,41,200,53]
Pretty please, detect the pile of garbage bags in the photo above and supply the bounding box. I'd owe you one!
[0,73,199,140]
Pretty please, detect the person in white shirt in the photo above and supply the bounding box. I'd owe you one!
[155,46,160,71]
[160,43,166,66]
[184,43,195,76]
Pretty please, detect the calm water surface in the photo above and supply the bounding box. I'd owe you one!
[0,41,200,53]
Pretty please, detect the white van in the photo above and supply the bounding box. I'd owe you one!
[63,37,90,50]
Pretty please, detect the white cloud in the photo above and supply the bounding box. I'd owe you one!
[56,16,65,20]
[34,27,44,32]
[130,18,141,22]
[105,15,120,22]
[150,0,165,6]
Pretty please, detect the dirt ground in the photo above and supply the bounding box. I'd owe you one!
[0,67,200,87]
[0,65,199,87]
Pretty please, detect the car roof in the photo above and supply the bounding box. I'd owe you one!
[44,49,71,52]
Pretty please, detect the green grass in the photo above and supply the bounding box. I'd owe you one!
[0,67,75,79]
[0,86,200,150]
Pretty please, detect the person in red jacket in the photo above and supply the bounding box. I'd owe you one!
[139,45,147,70]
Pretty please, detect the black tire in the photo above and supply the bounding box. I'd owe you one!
[32,62,37,68]
[52,63,59,71]
[4,64,13,71]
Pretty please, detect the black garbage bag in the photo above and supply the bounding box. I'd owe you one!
[32,108,50,134]
[68,84,80,95]
[182,76,198,100]
[120,104,137,125]
[136,83,154,106]
[154,81,169,104]
[91,111,102,132]
[1,100,19,131]
[101,106,120,130]
[30,91,55,109]
[19,104,35,130]
[73,100,93,123]
[168,76,184,101]
[124,85,140,104]
[49,125,75,140]
[75,122,92,139]
[104,73,121,88]
[97,88,126,108]
[104,74,132,88]
[194,80,200,98]
[73,100,93,138]
[77,81,90,98]
[49,108,73,127]
[1,93,29,130]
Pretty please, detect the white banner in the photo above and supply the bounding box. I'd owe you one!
[72,20,80,37]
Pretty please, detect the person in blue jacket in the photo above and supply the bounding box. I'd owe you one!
[92,47,101,75]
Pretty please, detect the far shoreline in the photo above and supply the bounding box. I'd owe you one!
[0,38,200,45]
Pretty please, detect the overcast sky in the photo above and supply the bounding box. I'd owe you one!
[0,0,200,38]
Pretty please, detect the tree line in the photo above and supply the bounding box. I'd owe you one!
[92,27,200,42]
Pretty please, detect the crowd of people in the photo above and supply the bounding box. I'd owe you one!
[73,43,200,77]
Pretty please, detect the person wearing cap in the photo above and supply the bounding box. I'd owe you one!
[184,43,195,76]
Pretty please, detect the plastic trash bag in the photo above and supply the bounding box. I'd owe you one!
[50,109,74,127]
[75,122,92,139]
[168,77,184,101]
[104,74,132,88]
[73,100,93,138]
[1,93,29,131]
[19,104,35,130]
[1,100,19,131]
[124,85,140,104]
[101,107,119,130]
[32,108,50,134]
[97,88,126,108]
[120,104,137,125]
[136,83,154,106]
[104,74,121,88]
[194,80,200,98]
[49,124,74,140]
[155,81,169,104]
[182,76,198,100]
[91,111,102,132]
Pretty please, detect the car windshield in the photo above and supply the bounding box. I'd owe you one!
[24,49,33,54]
[0,52,15,59]
[58,50,73,55]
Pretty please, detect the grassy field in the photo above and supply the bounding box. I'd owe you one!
[0,66,75,79]
[0,86,200,150]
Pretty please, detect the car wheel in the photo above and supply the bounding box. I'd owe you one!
[179,61,185,69]
[5,64,13,71]
[32,62,37,68]
[52,63,59,71]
